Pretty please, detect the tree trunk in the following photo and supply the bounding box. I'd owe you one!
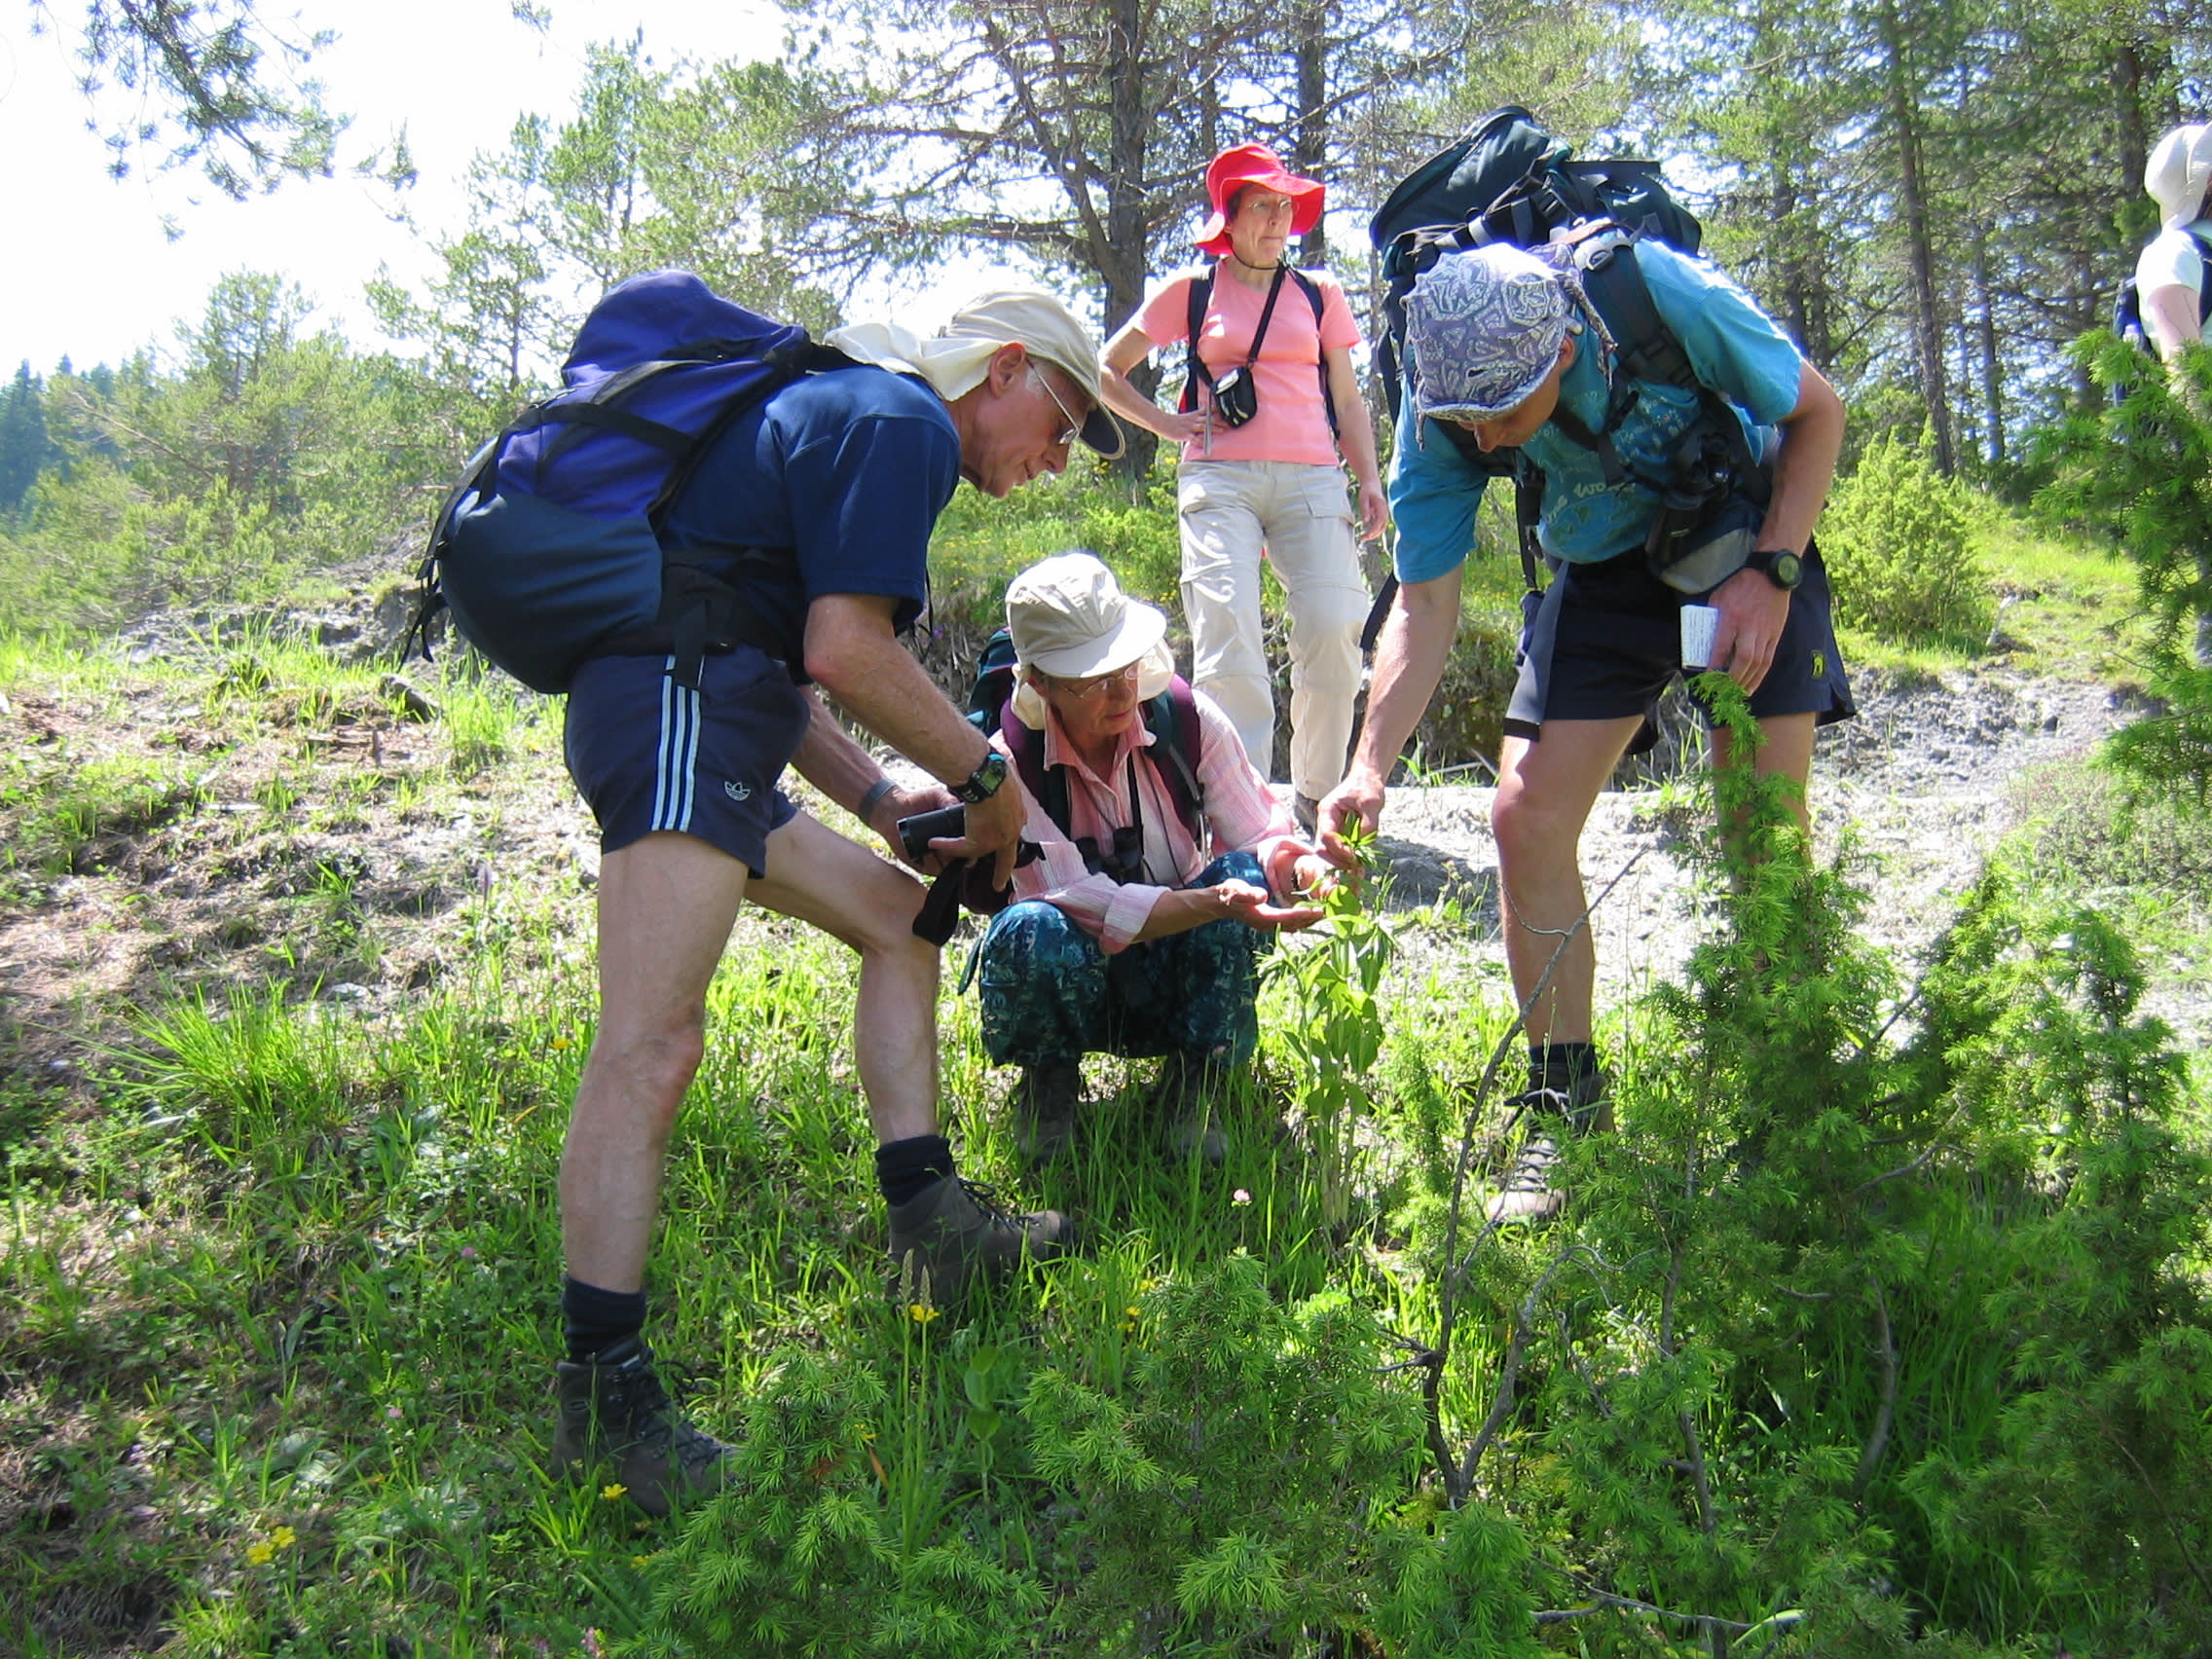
[1972,229,2003,464]
[2113,38,2151,215]
[1103,0,1160,482]
[1878,0,1955,472]
[1293,0,1328,270]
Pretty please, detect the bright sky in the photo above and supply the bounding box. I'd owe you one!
[0,0,819,376]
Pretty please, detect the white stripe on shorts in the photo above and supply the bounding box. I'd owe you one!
[651,658,702,833]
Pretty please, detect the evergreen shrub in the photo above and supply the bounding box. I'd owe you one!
[2008,755,2212,900]
[1821,432,1995,647]
[2035,338,2212,801]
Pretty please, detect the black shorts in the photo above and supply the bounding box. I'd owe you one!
[564,647,805,877]
[1504,545,1855,755]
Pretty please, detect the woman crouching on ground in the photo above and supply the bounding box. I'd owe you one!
[973,553,1351,1164]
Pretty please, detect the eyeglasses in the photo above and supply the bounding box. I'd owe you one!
[1237,192,1297,219]
[1027,364,1085,451]
[1049,662,1139,700]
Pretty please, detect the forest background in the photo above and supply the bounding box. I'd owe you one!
[5,0,2209,608]
[5,3,2212,1658]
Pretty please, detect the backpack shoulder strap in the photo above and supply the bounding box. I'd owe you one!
[999,699,1073,836]
[1287,267,1340,436]
[1143,682,1206,845]
[1180,268,1216,415]
[1575,237,1697,391]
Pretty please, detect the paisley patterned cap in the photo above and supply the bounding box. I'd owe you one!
[1406,243,1571,430]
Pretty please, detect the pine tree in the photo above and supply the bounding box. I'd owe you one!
[0,362,57,513]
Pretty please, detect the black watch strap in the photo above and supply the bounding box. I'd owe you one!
[950,752,1010,803]
[1749,547,1804,590]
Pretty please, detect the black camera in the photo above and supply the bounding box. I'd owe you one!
[897,804,967,864]
[1208,364,1260,427]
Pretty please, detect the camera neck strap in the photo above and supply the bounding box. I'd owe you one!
[1239,263,1291,370]
[1182,261,1291,406]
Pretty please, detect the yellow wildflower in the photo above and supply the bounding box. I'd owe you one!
[245,1540,275,1566]
[908,1302,940,1324]
[600,1483,628,1502]
[272,1526,297,1550]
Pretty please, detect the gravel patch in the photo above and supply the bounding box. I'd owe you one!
[1359,667,2203,1045]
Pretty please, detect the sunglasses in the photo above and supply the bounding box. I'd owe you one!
[1028,365,1086,451]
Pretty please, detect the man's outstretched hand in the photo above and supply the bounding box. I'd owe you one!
[1314,770,1385,880]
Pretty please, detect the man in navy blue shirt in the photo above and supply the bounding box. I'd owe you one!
[552,291,1124,1516]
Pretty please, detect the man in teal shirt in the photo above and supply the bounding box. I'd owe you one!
[1319,240,1852,1220]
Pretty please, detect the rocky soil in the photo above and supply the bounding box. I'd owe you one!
[1367,667,2210,1050]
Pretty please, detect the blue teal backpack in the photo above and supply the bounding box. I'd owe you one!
[1364,107,1764,614]
[414,270,850,693]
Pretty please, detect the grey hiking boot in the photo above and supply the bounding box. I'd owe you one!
[551,1338,733,1518]
[1486,1073,1612,1226]
[1155,1051,1228,1165]
[1012,1061,1083,1164]
[886,1175,1073,1309]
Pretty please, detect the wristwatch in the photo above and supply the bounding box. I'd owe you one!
[949,752,1011,803]
[1747,547,1804,591]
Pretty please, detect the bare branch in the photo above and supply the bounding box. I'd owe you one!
[1853,1276,1899,1497]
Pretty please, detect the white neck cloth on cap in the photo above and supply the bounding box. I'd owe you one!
[822,322,1002,403]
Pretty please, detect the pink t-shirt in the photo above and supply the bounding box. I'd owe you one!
[1137,264,1361,466]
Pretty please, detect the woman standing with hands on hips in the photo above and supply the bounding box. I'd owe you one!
[1097,144,1388,830]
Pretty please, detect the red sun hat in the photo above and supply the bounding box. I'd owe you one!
[1193,143,1325,257]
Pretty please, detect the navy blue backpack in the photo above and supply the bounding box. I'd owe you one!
[415,270,847,693]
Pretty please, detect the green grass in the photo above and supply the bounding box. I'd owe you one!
[3,493,2208,1655]
[1832,498,2146,682]
[0,891,1508,1654]
[5,827,2206,1654]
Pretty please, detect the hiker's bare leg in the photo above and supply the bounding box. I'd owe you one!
[563,830,748,1294]
[1712,712,1817,840]
[746,810,940,1147]
[1491,717,1644,1049]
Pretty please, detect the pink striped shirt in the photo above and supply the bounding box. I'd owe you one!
[990,686,1300,953]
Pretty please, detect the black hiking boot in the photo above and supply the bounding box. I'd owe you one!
[1012,1061,1084,1165]
[886,1175,1074,1309]
[1154,1051,1228,1165]
[1486,1072,1612,1226]
[551,1338,733,1518]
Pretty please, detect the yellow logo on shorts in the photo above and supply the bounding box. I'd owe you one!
[1811,650,1826,680]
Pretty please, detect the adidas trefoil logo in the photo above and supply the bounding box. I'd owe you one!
[722,780,753,802]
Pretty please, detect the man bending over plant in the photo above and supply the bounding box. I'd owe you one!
[1318,239,1851,1224]
[554,292,1124,1516]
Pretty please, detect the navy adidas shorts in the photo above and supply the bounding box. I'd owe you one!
[564,647,805,877]
[1504,544,1855,755]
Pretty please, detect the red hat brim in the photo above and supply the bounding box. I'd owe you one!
[1194,147,1324,256]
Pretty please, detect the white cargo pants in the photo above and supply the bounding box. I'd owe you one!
[1176,460,1368,800]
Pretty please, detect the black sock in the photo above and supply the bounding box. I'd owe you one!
[562,1276,647,1364]
[1527,1041,1601,1094]
[876,1134,956,1207]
